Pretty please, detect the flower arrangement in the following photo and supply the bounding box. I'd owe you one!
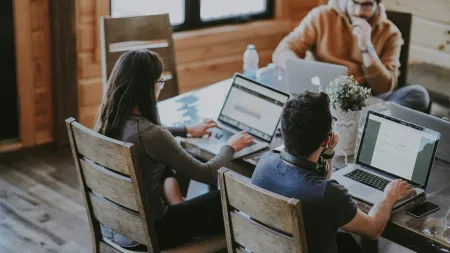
[326,76,371,112]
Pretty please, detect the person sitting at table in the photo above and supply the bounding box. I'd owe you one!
[273,0,430,112]
[95,49,254,251]
[251,91,416,253]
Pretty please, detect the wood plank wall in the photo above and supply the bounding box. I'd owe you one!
[75,0,323,128]
[384,0,450,69]
[14,0,53,147]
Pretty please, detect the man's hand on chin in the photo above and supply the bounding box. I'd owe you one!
[351,17,373,51]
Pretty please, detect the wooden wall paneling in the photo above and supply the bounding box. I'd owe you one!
[13,0,36,147]
[30,0,46,30]
[78,52,102,80]
[409,44,450,69]
[79,105,100,129]
[49,0,78,147]
[79,79,103,107]
[411,17,450,54]
[35,0,53,145]
[177,50,273,93]
[384,0,450,25]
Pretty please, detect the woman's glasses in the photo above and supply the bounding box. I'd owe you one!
[157,78,167,89]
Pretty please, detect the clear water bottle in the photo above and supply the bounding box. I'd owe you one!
[243,44,259,80]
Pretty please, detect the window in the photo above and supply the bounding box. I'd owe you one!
[110,0,274,31]
[111,0,185,25]
[200,0,267,21]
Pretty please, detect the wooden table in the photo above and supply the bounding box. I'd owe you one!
[158,79,450,252]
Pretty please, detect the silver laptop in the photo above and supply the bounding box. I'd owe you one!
[184,74,290,159]
[332,111,440,208]
[389,102,450,163]
[285,58,348,95]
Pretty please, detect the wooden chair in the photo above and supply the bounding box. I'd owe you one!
[218,168,308,253]
[65,118,226,253]
[386,10,412,88]
[100,14,179,100]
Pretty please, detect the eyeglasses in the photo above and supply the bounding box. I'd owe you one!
[350,0,376,9]
[157,78,167,89]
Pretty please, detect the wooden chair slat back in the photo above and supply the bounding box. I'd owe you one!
[89,192,146,244]
[102,15,171,44]
[222,169,295,233]
[66,118,159,253]
[80,158,138,211]
[386,10,412,88]
[70,120,132,175]
[100,14,179,100]
[229,211,295,253]
[219,168,308,253]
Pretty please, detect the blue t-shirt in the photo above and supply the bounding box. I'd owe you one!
[251,151,357,253]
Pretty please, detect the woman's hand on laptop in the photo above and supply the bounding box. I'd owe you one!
[227,131,254,152]
[186,119,220,137]
[384,179,417,202]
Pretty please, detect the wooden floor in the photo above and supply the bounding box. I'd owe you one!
[0,145,91,253]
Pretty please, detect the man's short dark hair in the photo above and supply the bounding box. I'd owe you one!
[281,91,332,157]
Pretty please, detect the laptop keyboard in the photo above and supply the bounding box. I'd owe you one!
[344,169,391,191]
[214,130,255,146]
[214,130,234,142]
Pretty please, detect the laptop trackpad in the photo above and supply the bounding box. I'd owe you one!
[348,184,377,200]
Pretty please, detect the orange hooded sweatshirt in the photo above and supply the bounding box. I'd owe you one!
[273,0,403,95]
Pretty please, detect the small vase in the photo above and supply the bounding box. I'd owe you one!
[332,109,361,156]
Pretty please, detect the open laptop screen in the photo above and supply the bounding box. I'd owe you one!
[218,75,289,142]
[357,111,440,188]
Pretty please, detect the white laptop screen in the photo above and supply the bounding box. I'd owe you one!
[219,76,289,142]
[357,112,440,187]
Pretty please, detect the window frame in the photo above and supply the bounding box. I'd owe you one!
[110,0,275,32]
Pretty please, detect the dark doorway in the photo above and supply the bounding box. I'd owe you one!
[0,0,19,141]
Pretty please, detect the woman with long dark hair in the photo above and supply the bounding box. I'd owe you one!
[96,50,253,250]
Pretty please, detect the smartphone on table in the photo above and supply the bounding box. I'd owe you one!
[405,201,440,218]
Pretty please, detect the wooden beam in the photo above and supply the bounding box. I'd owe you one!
[13,0,36,147]
[384,0,450,25]
[49,0,78,147]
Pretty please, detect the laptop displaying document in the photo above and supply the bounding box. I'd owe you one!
[285,59,348,95]
[389,102,450,163]
[332,111,440,208]
[184,74,290,159]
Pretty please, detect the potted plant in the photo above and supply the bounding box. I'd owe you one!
[326,76,371,155]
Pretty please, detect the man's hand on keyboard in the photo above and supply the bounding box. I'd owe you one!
[384,179,417,202]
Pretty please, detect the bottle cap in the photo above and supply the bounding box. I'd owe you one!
[247,44,256,50]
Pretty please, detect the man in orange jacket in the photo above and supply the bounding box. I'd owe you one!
[274,0,430,112]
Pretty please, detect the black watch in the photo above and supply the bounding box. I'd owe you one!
[321,151,335,159]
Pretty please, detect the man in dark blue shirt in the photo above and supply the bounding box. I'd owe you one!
[251,91,415,253]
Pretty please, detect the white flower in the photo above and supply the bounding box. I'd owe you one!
[326,76,371,112]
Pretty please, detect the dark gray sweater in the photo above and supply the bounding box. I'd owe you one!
[121,115,235,218]
[101,115,235,247]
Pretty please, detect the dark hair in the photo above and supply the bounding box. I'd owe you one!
[281,91,332,157]
[95,50,163,138]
